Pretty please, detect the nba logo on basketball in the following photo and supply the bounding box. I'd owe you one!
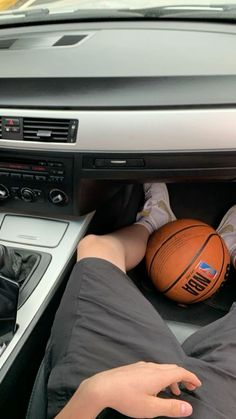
[197,261,217,280]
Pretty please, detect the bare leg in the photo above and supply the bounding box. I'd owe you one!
[77,224,150,273]
[77,183,176,273]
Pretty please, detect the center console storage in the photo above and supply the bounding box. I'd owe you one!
[0,215,68,247]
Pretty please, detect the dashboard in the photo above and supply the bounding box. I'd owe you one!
[0,19,235,216]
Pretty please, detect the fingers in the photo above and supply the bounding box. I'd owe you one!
[136,362,201,395]
[170,380,200,395]
[170,383,181,396]
[156,365,201,390]
[183,381,200,391]
[144,395,193,418]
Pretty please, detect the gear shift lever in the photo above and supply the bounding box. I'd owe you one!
[0,244,39,345]
[0,245,22,281]
[0,245,39,284]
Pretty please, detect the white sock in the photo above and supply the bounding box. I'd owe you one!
[135,183,176,234]
[230,246,236,269]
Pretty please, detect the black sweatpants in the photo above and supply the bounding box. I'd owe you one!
[46,258,236,419]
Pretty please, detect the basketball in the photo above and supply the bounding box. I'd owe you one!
[146,219,230,304]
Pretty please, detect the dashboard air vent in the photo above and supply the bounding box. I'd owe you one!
[0,38,17,49]
[23,118,78,143]
[53,35,87,47]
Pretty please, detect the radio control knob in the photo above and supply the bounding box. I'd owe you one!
[49,189,68,205]
[0,185,10,200]
[21,188,35,202]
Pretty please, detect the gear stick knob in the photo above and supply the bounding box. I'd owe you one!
[0,245,22,281]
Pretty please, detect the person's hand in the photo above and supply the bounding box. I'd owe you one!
[78,361,201,418]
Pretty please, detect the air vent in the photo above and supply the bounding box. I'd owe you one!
[23,118,78,143]
[53,35,87,47]
[0,38,17,50]
[0,34,88,50]
[0,117,2,139]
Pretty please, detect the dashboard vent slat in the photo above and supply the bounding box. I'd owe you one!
[53,35,87,47]
[23,117,78,143]
[24,126,69,132]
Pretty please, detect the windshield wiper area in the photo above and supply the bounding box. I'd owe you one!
[127,3,236,20]
[0,4,236,26]
[0,7,50,22]
[0,8,143,25]
[12,8,50,17]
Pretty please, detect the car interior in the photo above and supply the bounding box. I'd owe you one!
[0,4,236,418]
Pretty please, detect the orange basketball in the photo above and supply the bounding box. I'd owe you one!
[146,219,230,304]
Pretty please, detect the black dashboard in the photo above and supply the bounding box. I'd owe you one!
[1,76,236,109]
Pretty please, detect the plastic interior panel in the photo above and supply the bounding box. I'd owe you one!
[0,215,68,247]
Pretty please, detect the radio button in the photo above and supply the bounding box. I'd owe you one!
[50,176,64,183]
[49,189,68,205]
[11,173,21,179]
[51,169,64,176]
[23,174,34,181]
[21,188,36,202]
[49,162,64,168]
[11,127,20,133]
[0,185,10,200]
[35,175,47,181]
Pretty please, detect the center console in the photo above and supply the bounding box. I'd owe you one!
[0,211,93,384]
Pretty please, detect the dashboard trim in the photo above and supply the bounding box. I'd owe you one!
[0,107,236,152]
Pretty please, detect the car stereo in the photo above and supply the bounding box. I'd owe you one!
[0,156,74,216]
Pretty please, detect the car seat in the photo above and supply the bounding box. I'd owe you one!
[25,321,200,419]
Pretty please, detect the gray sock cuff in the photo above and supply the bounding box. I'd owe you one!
[134,220,154,234]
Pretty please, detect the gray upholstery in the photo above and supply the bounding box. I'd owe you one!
[167,320,201,345]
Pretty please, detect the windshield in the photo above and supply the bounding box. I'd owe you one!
[1,0,236,24]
